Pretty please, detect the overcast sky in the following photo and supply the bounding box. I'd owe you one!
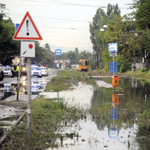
[1,0,133,53]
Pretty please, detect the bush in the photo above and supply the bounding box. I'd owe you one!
[89,75,93,79]
[141,68,146,72]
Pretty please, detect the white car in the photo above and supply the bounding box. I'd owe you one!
[4,67,12,77]
[31,66,42,77]
[31,81,41,93]
[39,66,48,76]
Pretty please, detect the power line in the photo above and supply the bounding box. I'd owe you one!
[9,13,92,23]
[21,0,107,8]
[21,0,129,9]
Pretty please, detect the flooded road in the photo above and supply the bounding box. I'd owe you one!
[40,77,150,150]
[1,73,150,150]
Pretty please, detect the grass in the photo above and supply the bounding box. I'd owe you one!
[45,77,72,92]
[124,70,150,84]
[124,69,150,78]
[59,70,82,77]
[1,98,82,150]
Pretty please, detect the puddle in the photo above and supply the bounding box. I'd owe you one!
[40,82,94,109]
[47,115,138,150]
[40,77,150,150]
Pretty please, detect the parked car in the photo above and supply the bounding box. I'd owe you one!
[39,66,48,76]
[0,63,4,81]
[3,67,12,77]
[31,66,42,77]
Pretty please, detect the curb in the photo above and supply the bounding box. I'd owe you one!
[0,110,26,145]
[0,102,27,109]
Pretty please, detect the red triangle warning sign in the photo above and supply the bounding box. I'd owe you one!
[13,12,42,40]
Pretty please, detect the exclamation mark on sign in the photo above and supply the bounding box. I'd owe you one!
[26,20,29,36]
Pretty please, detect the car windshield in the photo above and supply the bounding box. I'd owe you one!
[39,67,46,70]
[32,67,40,70]
[4,67,11,71]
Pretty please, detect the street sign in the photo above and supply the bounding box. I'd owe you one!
[15,24,20,33]
[21,41,35,57]
[108,43,117,53]
[109,130,118,138]
[13,12,42,40]
[109,52,117,57]
[55,49,62,56]
[110,62,118,73]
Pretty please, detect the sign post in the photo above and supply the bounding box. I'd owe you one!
[55,49,62,84]
[108,43,118,90]
[108,43,117,76]
[13,11,42,140]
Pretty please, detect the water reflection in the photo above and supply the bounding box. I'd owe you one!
[0,80,48,97]
[48,77,150,150]
[109,94,119,139]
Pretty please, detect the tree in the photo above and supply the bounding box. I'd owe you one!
[75,47,79,56]
[45,43,50,50]
[0,17,20,65]
[31,42,53,67]
[89,3,121,69]
[129,0,150,30]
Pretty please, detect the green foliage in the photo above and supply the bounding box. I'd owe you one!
[0,18,20,65]
[130,0,150,30]
[89,60,96,70]
[89,75,93,79]
[31,42,53,67]
[141,68,146,72]
[102,48,111,71]
[40,100,67,110]
[77,75,81,81]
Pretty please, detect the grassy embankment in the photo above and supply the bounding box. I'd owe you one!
[0,70,95,150]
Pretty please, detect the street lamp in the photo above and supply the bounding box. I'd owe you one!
[99,25,108,61]
[0,3,6,9]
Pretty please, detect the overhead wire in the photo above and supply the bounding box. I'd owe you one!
[21,0,107,8]
[21,0,129,9]
[9,13,92,23]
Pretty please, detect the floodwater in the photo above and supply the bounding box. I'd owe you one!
[40,77,150,150]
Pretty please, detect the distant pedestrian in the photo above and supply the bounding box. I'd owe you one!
[11,65,15,77]
[16,64,19,80]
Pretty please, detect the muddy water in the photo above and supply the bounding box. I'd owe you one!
[39,77,150,150]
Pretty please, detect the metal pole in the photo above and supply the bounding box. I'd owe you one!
[113,56,115,76]
[57,56,59,84]
[27,58,31,140]
[113,105,115,129]
[16,56,22,101]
